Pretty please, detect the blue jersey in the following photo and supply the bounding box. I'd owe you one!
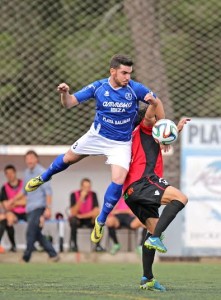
[74,78,156,142]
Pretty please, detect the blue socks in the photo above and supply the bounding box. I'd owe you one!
[41,154,70,182]
[97,182,123,224]
[40,157,123,225]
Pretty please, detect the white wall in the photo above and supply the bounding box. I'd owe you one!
[0,153,185,256]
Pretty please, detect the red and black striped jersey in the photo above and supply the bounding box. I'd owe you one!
[124,119,163,191]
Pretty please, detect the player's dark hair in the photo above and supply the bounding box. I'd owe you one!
[4,164,16,172]
[134,106,158,128]
[81,178,91,185]
[110,54,133,69]
[25,150,39,160]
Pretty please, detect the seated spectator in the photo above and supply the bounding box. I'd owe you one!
[106,197,146,255]
[0,202,6,253]
[0,165,26,252]
[69,178,105,252]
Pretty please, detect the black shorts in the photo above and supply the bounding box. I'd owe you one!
[69,217,94,228]
[78,218,94,228]
[124,174,170,225]
[14,212,27,222]
[115,213,135,228]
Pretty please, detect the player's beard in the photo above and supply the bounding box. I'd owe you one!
[113,75,128,88]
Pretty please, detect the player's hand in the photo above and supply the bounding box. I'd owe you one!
[44,207,51,220]
[10,197,17,207]
[144,92,157,106]
[3,200,13,210]
[57,83,70,94]
[39,215,45,228]
[80,189,88,202]
[177,118,191,133]
[76,214,83,219]
[160,144,171,153]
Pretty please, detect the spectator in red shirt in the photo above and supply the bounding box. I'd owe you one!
[0,201,6,253]
[0,165,26,252]
[69,178,105,252]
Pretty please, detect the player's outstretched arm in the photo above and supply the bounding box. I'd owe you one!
[155,98,165,121]
[177,117,191,132]
[144,92,165,120]
[161,117,191,153]
[143,97,159,127]
[57,83,79,108]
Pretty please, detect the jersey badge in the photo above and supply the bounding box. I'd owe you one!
[125,92,132,100]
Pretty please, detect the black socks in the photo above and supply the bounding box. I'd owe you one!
[142,232,155,280]
[6,226,16,248]
[0,219,7,242]
[108,227,118,244]
[153,200,185,237]
[139,228,147,245]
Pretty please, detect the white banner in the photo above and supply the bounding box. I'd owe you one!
[181,118,221,250]
[185,156,221,201]
[185,201,221,248]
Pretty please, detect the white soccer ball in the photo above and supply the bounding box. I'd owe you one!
[152,119,178,145]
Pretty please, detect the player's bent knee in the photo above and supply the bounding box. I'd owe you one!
[174,192,188,206]
[112,176,126,185]
[179,194,188,205]
[111,165,128,184]
[64,150,85,164]
[162,186,188,205]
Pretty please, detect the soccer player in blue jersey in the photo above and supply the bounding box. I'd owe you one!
[25,54,160,243]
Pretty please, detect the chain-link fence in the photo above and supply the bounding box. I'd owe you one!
[1,0,221,185]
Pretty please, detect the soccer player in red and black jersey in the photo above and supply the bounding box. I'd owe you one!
[124,98,190,291]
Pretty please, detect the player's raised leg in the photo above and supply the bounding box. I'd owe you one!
[25,150,85,192]
[145,186,188,253]
[91,164,128,243]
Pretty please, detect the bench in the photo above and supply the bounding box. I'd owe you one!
[1,220,141,253]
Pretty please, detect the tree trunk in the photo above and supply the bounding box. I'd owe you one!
[124,0,181,187]
[124,0,173,118]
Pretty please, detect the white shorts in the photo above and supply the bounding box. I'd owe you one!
[71,124,132,171]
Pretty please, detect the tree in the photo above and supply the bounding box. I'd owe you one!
[124,0,174,118]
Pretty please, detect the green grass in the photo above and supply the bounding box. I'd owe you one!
[0,262,220,300]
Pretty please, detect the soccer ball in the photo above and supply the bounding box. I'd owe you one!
[152,119,178,145]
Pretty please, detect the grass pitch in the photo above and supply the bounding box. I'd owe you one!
[0,262,220,300]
